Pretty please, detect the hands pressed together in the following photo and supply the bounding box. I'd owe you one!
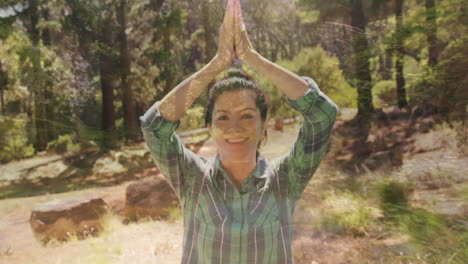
[215,0,255,69]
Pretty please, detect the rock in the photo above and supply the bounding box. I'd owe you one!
[30,195,108,244]
[91,148,154,178]
[362,150,401,171]
[124,174,180,223]
[418,117,434,133]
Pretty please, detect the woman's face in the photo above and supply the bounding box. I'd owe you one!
[208,89,265,160]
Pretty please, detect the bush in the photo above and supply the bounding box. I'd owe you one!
[46,134,81,154]
[377,180,410,220]
[178,105,205,132]
[400,209,467,263]
[276,46,356,108]
[0,114,35,163]
[373,80,397,107]
[319,191,380,236]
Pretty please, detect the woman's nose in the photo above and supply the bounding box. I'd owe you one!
[226,119,243,133]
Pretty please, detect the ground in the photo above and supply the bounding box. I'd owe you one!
[0,107,466,264]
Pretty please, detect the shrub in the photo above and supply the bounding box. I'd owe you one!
[319,191,380,236]
[400,209,467,263]
[178,105,205,132]
[276,46,356,109]
[373,80,397,107]
[46,134,81,154]
[377,180,410,220]
[0,114,35,163]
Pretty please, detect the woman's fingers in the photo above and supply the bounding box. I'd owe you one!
[234,0,242,47]
[215,0,236,67]
[223,0,235,27]
[233,0,254,59]
[233,0,245,26]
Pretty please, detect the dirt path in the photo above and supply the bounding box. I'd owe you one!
[1,110,467,263]
[0,123,304,264]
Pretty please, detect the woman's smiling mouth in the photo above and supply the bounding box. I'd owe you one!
[225,137,248,143]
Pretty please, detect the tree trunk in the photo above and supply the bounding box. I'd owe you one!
[99,16,117,150]
[350,0,374,121]
[201,0,216,61]
[28,0,48,151]
[395,0,408,108]
[41,7,57,142]
[0,62,6,115]
[117,0,140,143]
[383,48,393,80]
[425,0,438,67]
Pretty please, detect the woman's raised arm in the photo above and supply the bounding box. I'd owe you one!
[233,0,338,199]
[158,0,237,121]
[233,0,308,100]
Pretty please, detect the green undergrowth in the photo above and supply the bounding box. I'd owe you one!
[304,169,467,263]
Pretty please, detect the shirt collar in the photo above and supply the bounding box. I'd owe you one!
[212,152,269,192]
[213,152,267,178]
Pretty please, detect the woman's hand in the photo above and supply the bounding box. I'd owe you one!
[234,0,256,62]
[212,0,236,70]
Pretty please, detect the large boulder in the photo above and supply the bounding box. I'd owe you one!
[124,174,180,223]
[30,195,108,244]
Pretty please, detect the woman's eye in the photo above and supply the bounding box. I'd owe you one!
[217,115,228,120]
[242,114,253,119]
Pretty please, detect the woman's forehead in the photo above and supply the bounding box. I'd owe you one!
[214,89,258,111]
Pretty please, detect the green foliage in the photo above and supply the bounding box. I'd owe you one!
[178,106,206,132]
[249,46,354,120]
[377,180,410,219]
[435,36,468,123]
[401,208,444,244]
[399,209,467,264]
[277,46,356,108]
[46,134,81,154]
[0,114,35,163]
[377,178,467,263]
[318,191,379,236]
[166,205,182,223]
[373,80,396,107]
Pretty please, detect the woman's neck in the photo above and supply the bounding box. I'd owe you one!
[220,153,257,190]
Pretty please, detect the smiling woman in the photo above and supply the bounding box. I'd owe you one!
[204,67,270,190]
[139,0,338,263]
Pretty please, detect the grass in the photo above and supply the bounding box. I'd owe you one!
[21,209,183,264]
[315,190,381,236]
[298,166,468,263]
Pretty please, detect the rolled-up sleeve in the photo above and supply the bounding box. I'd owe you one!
[139,101,196,199]
[140,101,180,135]
[271,76,338,200]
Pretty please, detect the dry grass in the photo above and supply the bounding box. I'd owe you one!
[1,111,467,264]
[1,206,183,264]
[0,182,183,264]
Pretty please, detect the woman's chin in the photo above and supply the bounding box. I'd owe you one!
[218,146,256,160]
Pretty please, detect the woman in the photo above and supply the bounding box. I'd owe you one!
[139,0,338,263]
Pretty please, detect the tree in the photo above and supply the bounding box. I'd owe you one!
[0,61,6,115]
[24,0,49,151]
[116,0,140,143]
[299,0,382,122]
[425,0,438,67]
[395,0,408,108]
[201,0,216,61]
[350,0,374,120]
[64,0,118,150]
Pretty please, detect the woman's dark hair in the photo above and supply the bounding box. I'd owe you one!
[205,61,270,149]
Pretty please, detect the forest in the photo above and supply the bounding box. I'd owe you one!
[0,0,467,263]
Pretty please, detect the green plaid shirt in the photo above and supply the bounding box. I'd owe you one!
[140,76,338,264]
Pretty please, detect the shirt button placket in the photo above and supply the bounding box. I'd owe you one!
[232,233,240,262]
